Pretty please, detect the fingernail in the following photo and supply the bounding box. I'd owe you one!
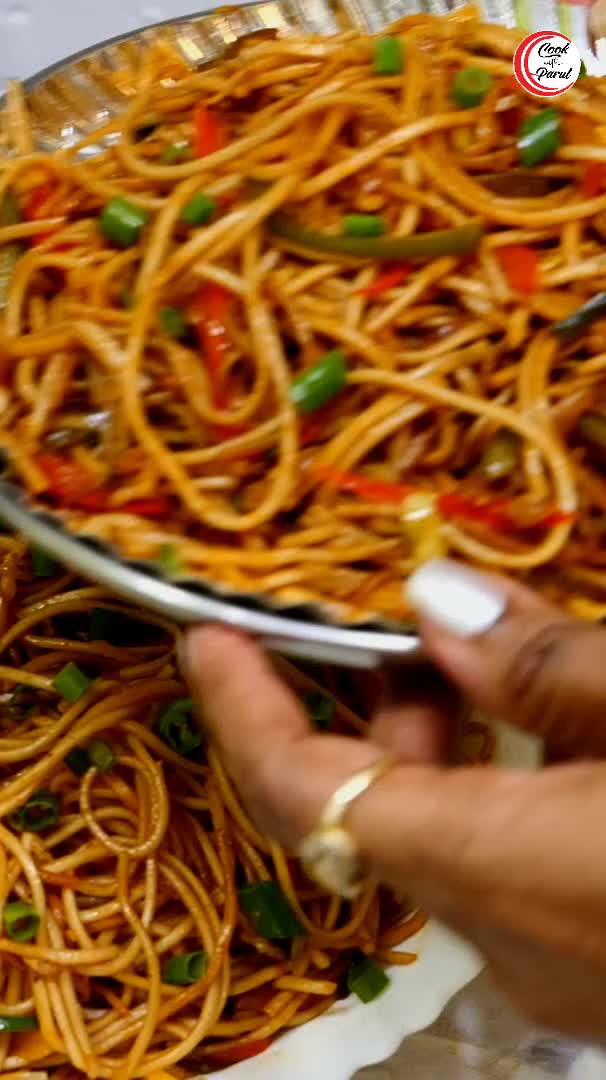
[406,559,507,637]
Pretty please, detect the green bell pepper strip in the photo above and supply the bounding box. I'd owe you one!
[342,214,385,237]
[267,212,483,260]
[290,350,346,414]
[553,292,606,341]
[517,108,561,168]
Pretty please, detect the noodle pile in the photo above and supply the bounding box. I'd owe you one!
[0,533,447,1079]
[1,5,606,624]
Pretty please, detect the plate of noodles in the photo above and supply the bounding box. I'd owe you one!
[1,0,606,666]
[0,3,553,1077]
[0,531,538,1080]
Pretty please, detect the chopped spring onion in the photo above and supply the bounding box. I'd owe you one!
[290,350,347,415]
[9,789,59,833]
[481,430,520,480]
[6,685,39,720]
[342,214,385,238]
[155,698,202,757]
[161,142,191,163]
[64,747,90,777]
[579,58,587,78]
[553,292,606,341]
[347,952,390,1003]
[304,690,335,731]
[53,662,91,703]
[99,197,149,249]
[373,36,403,76]
[155,544,183,577]
[181,192,217,226]
[451,67,493,108]
[31,545,57,577]
[159,306,188,339]
[3,902,40,942]
[88,739,117,774]
[238,881,306,940]
[517,108,561,168]
[162,950,208,985]
[0,1015,38,1032]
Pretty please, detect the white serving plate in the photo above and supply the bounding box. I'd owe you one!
[0,2,547,1075]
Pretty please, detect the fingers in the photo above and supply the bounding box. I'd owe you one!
[408,559,606,756]
[371,662,456,763]
[180,626,392,847]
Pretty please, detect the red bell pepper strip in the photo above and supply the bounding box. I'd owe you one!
[315,466,573,531]
[354,264,412,297]
[36,453,109,510]
[193,103,225,158]
[23,183,60,246]
[496,245,538,295]
[119,497,173,517]
[315,466,414,505]
[189,283,230,409]
[582,162,606,198]
[208,1039,271,1064]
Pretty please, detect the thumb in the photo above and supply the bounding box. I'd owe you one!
[408,559,606,756]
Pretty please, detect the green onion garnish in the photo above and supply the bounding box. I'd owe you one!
[159,306,188,339]
[517,108,561,168]
[347,952,390,1003]
[53,662,91,703]
[155,544,183,577]
[0,1015,38,1032]
[99,197,149,249]
[9,789,59,833]
[373,37,403,76]
[579,58,587,79]
[31,546,57,577]
[290,349,347,415]
[88,740,116,774]
[342,214,385,238]
[6,685,39,721]
[304,690,335,731]
[3,901,40,942]
[155,698,202,757]
[181,192,217,227]
[161,142,191,163]
[451,67,493,108]
[64,747,90,777]
[162,950,207,985]
[238,881,306,940]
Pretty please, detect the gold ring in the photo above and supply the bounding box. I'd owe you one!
[298,754,398,899]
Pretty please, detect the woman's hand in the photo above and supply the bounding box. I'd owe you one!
[180,559,606,1042]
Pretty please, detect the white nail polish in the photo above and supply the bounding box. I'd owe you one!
[406,559,507,637]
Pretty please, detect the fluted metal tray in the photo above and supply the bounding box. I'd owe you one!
[0,0,585,665]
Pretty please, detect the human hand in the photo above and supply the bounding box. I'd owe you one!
[180,560,606,1042]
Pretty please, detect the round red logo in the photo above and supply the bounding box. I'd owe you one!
[513,30,581,97]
